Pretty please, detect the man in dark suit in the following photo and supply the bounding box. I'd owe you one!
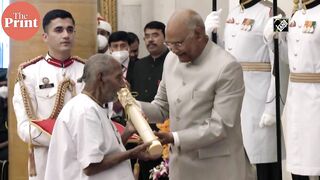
[131,21,169,102]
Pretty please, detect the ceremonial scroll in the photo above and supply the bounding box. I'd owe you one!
[117,88,163,156]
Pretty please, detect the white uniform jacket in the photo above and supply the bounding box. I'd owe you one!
[285,4,320,176]
[224,2,277,164]
[12,54,85,180]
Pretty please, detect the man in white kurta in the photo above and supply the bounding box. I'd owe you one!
[45,93,134,180]
[45,54,152,180]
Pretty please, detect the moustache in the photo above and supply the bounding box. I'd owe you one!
[147,43,157,48]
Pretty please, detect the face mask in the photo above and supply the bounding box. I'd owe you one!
[111,50,129,64]
[0,86,8,99]
[97,34,108,50]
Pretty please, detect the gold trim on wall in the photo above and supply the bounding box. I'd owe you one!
[99,0,117,32]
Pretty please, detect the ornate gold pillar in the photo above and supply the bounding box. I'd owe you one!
[8,1,97,179]
[99,0,117,31]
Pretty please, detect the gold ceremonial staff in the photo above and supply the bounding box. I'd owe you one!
[117,87,163,156]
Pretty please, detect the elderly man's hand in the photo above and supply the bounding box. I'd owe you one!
[154,131,174,145]
[128,142,150,159]
[124,120,136,135]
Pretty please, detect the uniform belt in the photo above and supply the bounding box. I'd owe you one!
[240,62,271,72]
[290,73,320,83]
[33,145,47,148]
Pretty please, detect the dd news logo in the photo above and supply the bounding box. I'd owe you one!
[274,18,289,32]
[1,1,40,41]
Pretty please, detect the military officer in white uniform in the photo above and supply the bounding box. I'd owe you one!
[12,9,85,180]
[205,0,285,179]
[281,0,320,179]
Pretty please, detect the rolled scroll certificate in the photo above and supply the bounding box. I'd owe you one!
[117,88,163,156]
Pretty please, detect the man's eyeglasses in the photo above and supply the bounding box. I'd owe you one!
[165,32,193,49]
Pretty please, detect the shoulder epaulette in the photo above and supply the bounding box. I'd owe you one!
[16,56,44,82]
[71,56,86,64]
[260,0,286,17]
[19,56,44,70]
[260,0,272,8]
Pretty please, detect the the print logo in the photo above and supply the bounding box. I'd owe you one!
[1,1,40,41]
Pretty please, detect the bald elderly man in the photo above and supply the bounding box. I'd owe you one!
[139,9,251,180]
[45,54,154,180]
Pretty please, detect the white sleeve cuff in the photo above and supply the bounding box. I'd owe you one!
[172,132,180,146]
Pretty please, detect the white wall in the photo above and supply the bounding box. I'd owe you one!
[117,0,151,57]
[117,0,228,57]
[153,0,175,25]
[278,0,292,17]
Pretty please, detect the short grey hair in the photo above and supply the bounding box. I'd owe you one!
[80,54,117,83]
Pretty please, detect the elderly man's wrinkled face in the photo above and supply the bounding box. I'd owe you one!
[102,61,125,102]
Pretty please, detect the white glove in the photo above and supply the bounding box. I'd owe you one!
[0,86,8,98]
[205,9,222,37]
[259,113,276,128]
[263,14,287,44]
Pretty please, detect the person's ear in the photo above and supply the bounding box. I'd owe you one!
[42,32,48,42]
[194,26,202,39]
[97,72,104,82]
